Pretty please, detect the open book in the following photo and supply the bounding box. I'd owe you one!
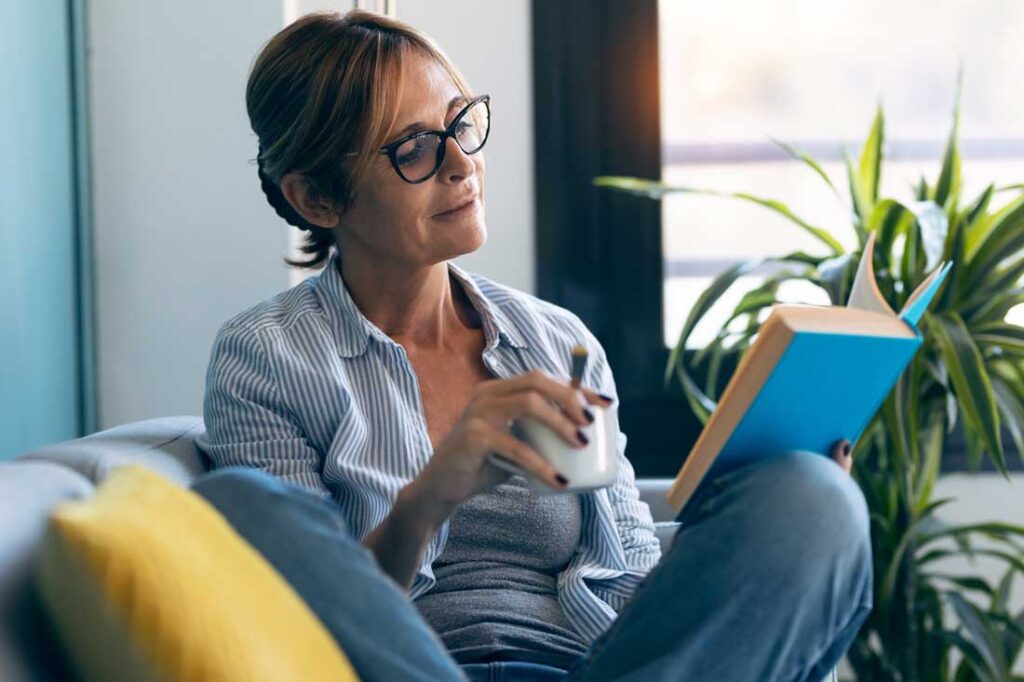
[666,231,953,516]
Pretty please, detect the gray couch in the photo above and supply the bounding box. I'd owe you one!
[0,417,837,681]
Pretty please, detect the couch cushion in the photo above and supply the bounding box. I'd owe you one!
[636,477,678,523]
[654,521,682,555]
[36,464,358,681]
[0,461,93,682]
[19,416,208,487]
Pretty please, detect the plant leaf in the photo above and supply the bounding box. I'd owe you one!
[913,200,951,272]
[859,104,885,206]
[869,198,949,274]
[927,313,1008,477]
[916,174,931,201]
[815,252,857,305]
[947,591,1010,680]
[973,323,1024,356]
[868,198,914,256]
[845,148,871,240]
[664,258,763,388]
[773,250,829,267]
[676,363,716,424]
[692,328,727,370]
[992,375,1024,467]
[966,288,1024,327]
[965,194,1024,289]
[1001,605,1024,673]
[729,192,845,254]
[964,257,1024,311]
[769,136,840,197]
[592,177,845,253]
[925,573,994,596]
[921,523,1024,548]
[937,628,1001,681]
[934,67,964,211]
[964,184,997,233]
[915,405,948,510]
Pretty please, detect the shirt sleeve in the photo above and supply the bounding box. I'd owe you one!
[579,323,663,611]
[195,323,333,501]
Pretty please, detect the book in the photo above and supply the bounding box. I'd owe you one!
[666,231,954,516]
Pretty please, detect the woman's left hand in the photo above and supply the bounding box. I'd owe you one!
[829,439,853,474]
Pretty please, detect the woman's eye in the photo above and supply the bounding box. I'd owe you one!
[397,150,420,166]
[397,141,426,166]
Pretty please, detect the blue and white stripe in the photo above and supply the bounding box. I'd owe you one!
[195,250,662,643]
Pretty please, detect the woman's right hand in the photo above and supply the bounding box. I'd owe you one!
[411,369,613,518]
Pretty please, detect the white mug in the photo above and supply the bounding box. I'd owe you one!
[488,404,619,494]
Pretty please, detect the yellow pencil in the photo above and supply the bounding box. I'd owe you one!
[570,344,588,389]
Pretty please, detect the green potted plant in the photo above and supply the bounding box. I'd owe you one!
[595,77,1024,680]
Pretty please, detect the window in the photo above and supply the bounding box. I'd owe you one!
[659,0,1024,348]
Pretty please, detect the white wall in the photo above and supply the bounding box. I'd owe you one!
[932,474,1024,650]
[88,0,534,428]
[397,1,536,294]
[88,0,293,427]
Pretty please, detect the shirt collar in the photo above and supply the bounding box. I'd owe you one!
[317,251,528,358]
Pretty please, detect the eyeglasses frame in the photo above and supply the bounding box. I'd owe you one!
[346,93,491,184]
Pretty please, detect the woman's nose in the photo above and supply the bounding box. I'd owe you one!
[437,136,476,183]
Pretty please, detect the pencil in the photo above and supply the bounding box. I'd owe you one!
[570,344,588,389]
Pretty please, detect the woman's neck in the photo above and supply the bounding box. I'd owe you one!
[336,255,481,351]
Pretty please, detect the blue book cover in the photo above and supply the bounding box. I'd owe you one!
[667,231,953,516]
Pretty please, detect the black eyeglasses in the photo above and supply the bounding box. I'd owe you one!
[369,94,491,184]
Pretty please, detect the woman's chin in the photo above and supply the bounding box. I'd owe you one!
[445,219,487,258]
[467,221,488,248]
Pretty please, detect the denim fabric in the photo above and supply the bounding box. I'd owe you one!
[191,449,870,682]
[562,450,871,682]
[461,661,570,681]
[190,468,465,682]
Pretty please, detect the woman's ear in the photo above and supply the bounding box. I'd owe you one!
[280,172,341,228]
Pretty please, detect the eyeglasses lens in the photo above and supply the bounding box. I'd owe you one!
[393,99,489,182]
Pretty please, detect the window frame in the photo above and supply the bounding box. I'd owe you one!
[533,0,697,477]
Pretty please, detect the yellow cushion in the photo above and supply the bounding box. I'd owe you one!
[36,464,359,681]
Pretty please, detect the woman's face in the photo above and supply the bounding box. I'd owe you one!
[335,51,486,268]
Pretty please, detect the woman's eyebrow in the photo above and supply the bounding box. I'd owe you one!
[394,95,469,137]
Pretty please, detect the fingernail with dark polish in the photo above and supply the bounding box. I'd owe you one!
[556,474,569,486]
[598,393,613,403]
[577,429,589,446]
[842,441,852,457]
[583,408,595,423]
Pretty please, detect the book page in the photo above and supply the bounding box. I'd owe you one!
[899,260,953,327]
[901,260,946,313]
[846,231,896,317]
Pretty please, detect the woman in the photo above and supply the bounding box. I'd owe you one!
[192,10,870,682]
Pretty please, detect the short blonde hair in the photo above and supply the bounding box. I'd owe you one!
[247,10,474,270]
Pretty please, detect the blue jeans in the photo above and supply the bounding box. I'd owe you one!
[191,450,871,681]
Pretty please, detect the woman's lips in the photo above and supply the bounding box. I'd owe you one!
[433,196,478,219]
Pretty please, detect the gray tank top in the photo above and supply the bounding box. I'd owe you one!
[413,474,590,670]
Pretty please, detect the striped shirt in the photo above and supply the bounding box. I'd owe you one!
[195,250,662,643]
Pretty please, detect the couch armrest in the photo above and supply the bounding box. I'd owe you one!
[636,477,677,523]
[636,477,683,555]
[18,416,208,487]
